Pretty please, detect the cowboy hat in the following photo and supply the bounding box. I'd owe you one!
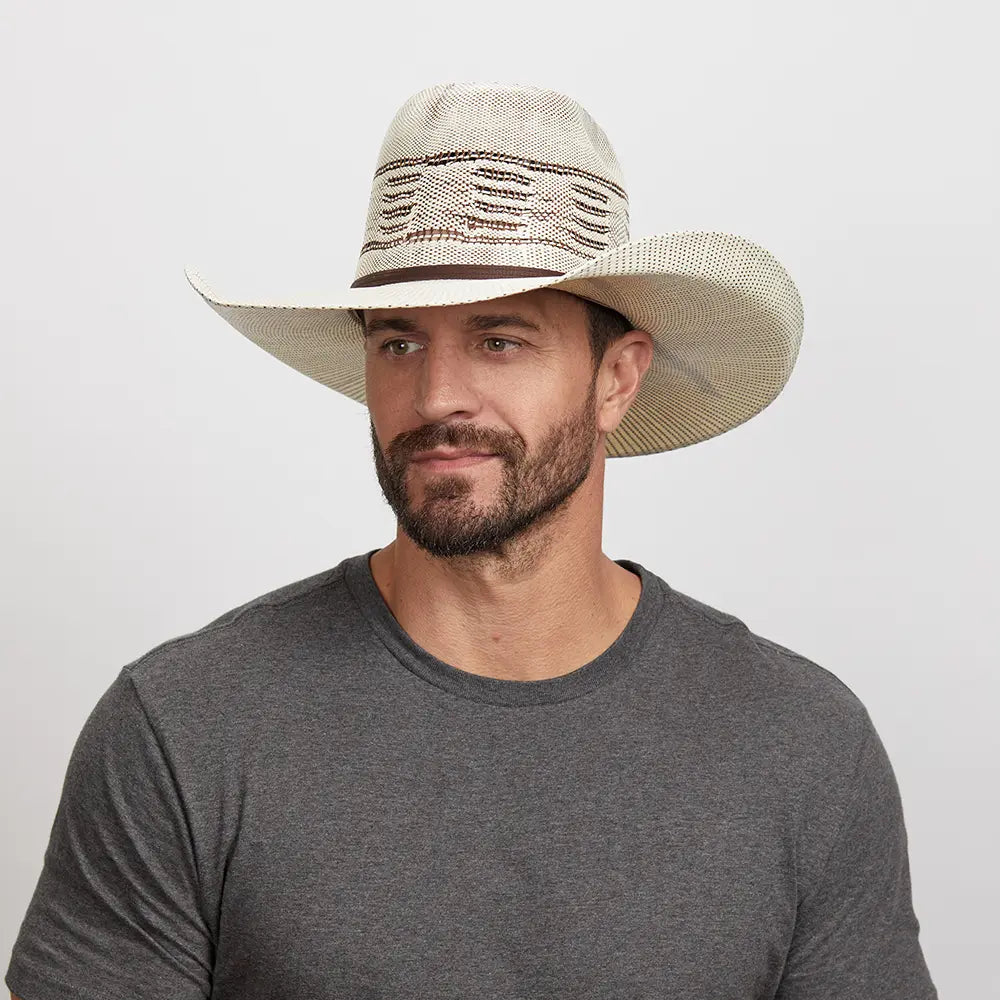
[185,82,804,457]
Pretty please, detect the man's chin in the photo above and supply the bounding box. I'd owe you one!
[398,513,517,558]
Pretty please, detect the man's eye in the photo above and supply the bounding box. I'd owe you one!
[379,338,520,356]
[381,339,419,356]
[483,337,519,353]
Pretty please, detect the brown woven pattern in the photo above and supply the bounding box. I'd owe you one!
[357,154,628,278]
[353,85,630,282]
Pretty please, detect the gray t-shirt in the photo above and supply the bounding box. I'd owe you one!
[6,550,937,999]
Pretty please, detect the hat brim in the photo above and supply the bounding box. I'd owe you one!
[184,231,803,457]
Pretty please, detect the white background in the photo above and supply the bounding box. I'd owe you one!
[2,1,997,996]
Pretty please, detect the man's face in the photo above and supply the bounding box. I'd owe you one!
[364,289,603,559]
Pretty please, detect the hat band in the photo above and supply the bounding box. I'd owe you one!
[350,263,564,288]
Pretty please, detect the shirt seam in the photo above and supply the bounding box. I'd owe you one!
[123,673,218,951]
[740,626,872,908]
[121,565,347,679]
[114,565,349,948]
[674,601,872,914]
[795,713,874,907]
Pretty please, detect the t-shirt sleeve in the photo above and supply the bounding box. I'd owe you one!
[5,669,214,1000]
[775,710,938,999]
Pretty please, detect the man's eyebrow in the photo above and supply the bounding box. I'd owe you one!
[463,313,542,334]
[363,316,420,338]
[364,312,543,339]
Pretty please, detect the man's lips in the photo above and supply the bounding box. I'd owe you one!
[410,450,498,469]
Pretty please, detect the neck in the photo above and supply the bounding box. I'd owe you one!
[367,473,642,682]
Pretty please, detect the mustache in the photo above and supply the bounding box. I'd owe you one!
[388,423,525,464]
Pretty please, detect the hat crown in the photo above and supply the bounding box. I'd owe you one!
[353,82,631,286]
[377,83,626,186]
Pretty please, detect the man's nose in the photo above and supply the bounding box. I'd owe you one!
[413,343,481,423]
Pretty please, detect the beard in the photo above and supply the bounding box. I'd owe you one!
[370,375,599,559]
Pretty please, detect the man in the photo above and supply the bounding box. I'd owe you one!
[6,83,937,999]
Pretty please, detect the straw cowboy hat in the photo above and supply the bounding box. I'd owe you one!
[185,82,804,457]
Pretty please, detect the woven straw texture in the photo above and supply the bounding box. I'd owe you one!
[186,82,804,457]
[355,84,629,281]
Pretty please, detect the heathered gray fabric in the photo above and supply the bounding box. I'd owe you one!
[6,550,937,1000]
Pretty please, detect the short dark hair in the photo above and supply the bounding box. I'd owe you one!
[582,298,633,373]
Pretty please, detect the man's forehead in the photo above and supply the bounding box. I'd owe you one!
[363,287,586,330]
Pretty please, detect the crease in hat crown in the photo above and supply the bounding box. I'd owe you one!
[353,82,632,287]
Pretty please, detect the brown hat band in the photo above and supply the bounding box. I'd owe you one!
[350,264,565,289]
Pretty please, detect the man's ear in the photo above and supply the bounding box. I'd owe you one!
[596,331,654,435]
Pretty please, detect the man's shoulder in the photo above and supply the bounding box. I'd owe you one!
[656,577,873,749]
[120,554,367,703]
[197,561,348,634]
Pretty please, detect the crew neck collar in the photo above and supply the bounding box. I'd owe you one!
[342,548,665,707]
